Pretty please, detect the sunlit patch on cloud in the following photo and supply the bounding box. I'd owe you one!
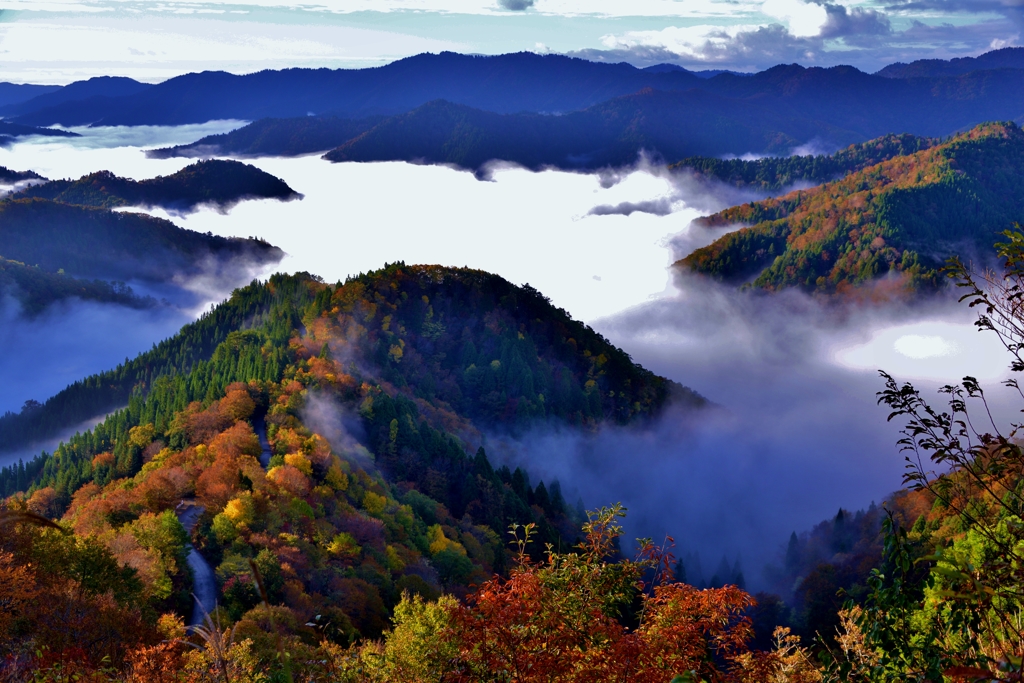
[893,334,958,359]
[762,0,828,37]
[832,320,1007,382]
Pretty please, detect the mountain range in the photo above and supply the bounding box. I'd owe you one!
[137,57,1024,171]
[7,49,1024,167]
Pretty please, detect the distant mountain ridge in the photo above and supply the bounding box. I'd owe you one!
[148,116,384,158]
[0,121,79,141]
[0,83,61,110]
[139,59,1024,170]
[0,76,151,118]
[315,66,1024,171]
[14,160,300,213]
[7,52,706,127]
[877,47,1024,79]
[679,122,1024,296]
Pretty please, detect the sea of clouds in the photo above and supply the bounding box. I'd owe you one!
[1,125,1015,583]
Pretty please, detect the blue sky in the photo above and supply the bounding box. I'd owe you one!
[0,0,1019,83]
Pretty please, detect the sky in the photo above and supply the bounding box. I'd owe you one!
[0,0,1020,84]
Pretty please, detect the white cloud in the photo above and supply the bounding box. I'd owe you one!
[762,0,829,36]
[0,14,463,83]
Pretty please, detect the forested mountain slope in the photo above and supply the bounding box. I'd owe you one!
[0,263,694,471]
[679,122,1024,295]
[671,133,936,192]
[15,160,299,213]
[0,264,698,661]
[0,166,45,185]
[0,256,156,316]
[0,198,283,282]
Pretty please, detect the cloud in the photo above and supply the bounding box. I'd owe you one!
[482,267,1012,588]
[498,0,535,9]
[763,0,829,37]
[588,198,675,217]
[820,3,892,46]
[576,0,1019,72]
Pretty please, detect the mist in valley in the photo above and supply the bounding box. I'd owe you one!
[1,127,1012,586]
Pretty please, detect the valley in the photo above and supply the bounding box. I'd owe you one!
[2,40,1024,682]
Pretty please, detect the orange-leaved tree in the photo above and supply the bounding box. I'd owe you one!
[446,504,756,683]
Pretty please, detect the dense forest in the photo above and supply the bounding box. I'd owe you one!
[672,133,936,192]
[15,160,299,213]
[5,230,1023,681]
[680,122,1024,295]
[0,256,156,316]
[0,263,717,679]
[0,197,282,282]
[0,166,45,185]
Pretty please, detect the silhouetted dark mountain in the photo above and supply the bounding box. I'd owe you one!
[0,121,78,140]
[0,76,150,118]
[0,83,60,110]
[148,116,383,158]
[10,52,704,126]
[14,160,299,212]
[876,47,1024,79]
[321,93,862,171]
[0,197,283,283]
[318,64,1024,171]
[0,167,45,184]
[0,256,156,316]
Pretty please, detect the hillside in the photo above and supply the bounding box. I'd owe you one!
[0,264,699,661]
[679,122,1024,294]
[0,256,156,316]
[671,133,936,192]
[0,197,283,282]
[15,160,300,213]
[149,116,386,158]
[0,264,694,458]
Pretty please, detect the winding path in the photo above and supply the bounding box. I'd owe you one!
[174,419,273,627]
[255,417,273,468]
[175,501,216,627]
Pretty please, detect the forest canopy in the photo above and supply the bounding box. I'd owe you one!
[680,122,1024,296]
